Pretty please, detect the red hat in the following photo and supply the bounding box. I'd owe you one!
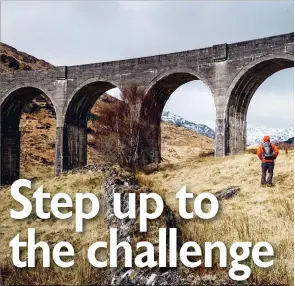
[263,136,270,142]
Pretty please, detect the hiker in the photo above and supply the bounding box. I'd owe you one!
[257,136,279,186]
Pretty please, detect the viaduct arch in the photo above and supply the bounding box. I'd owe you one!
[141,68,214,164]
[62,79,118,171]
[0,33,293,185]
[225,54,294,155]
[1,86,56,185]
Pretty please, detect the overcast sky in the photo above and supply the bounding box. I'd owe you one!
[1,1,294,129]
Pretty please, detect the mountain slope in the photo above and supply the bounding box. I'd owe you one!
[162,110,294,146]
[284,137,294,144]
[247,126,294,146]
[162,111,215,139]
[0,42,52,72]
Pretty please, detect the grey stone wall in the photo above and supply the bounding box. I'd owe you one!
[0,33,293,185]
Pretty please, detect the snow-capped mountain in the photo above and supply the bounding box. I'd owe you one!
[161,111,294,145]
[247,126,294,146]
[161,111,215,139]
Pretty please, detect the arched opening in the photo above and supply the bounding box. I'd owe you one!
[226,56,294,154]
[142,71,215,164]
[87,87,123,165]
[1,87,56,185]
[247,69,294,146]
[63,80,118,171]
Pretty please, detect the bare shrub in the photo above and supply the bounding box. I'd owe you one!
[91,85,157,172]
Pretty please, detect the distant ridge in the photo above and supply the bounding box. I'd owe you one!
[162,111,294,146]
[162,111,215,139]
[0,42,53,72]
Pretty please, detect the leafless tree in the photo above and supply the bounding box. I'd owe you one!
[90,85,158,171]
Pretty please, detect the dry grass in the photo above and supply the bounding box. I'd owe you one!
[0,171,109,285]
[3,93,294,284]
[1,147,293,284]
[160,122,214,164]
[0,43,53,73]
[137,151,294,285]
[19,99,56,180]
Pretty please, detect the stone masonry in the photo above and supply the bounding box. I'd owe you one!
[0,33,294,185]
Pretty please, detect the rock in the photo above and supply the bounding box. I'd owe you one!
[103,168,187,285]
[111,268,188,286]
[214,186,240,200]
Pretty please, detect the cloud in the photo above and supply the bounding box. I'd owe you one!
[2,1,293,65]
[248,91,294,128]
[1,1,294,129]
[163,81,216,129]
[248,68,294,128]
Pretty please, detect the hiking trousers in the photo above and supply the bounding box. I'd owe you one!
[261,162,274,185]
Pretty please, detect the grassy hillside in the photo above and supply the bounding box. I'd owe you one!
[159,121,213,164]
[0,170,109,285]
[1,150,293,285]
[0,42,52,72]
[19,99,214,180]
[137,150,294,285]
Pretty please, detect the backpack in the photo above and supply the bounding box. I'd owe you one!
[262,142,274,159]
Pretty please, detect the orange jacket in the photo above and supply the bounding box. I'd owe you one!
[257,143,279,162]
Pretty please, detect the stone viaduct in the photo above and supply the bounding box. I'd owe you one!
[0,33,294,185]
